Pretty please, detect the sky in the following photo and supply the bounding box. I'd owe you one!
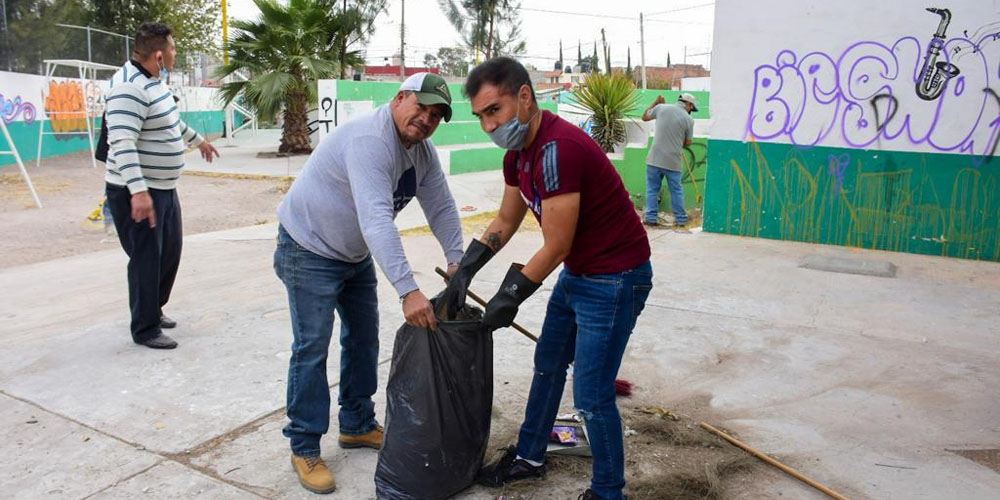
[227,0,715,71]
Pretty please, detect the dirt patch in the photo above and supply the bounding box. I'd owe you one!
[400,210,541,237]
[0,150,287,269]
[950,448,1000,474]
[486,395,761,500]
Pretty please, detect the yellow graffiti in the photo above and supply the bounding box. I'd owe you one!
[725,137,999,260]
[44,82,88,134]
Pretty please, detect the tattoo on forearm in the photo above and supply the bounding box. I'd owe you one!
[486,231,503,252]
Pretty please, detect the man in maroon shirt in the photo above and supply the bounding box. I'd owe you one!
[441,57,652,500]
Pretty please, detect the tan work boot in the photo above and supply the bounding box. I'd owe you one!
[290,454,336,494]
[338,425,384,450]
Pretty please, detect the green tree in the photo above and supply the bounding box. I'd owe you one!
[436,46,469,76]
[89,0,218,68]
[332,0,386,79]
[589,41,600,74]
[1,0,91,74]
[217,0,347,154]
[423,52,439,69]
[437,0,525,62]
[555,39,562,70]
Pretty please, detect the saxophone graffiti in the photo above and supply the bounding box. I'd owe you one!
[916,8,961,101]
[0,93,37,125]
[44,81,89,135]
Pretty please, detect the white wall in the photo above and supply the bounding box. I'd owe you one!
[681,77,711,92]
[0,69,222,127]
[711,0,1000,157]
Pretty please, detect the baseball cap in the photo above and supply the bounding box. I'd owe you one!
[678,93,699,112]
[399,72,453,122]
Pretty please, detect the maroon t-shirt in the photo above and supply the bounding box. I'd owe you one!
[503,111,650,275]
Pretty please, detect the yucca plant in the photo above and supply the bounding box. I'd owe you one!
[571,71,640,152]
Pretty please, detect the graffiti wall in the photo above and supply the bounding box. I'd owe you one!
[705,0,1000,260]
[0,69,224,167]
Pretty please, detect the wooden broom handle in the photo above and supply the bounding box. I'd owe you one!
[435,266,538,342]
[699,422,852,500]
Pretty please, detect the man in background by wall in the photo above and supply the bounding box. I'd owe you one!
[104,22,218,350]
[641,93,697,228]
[274,73,464,494]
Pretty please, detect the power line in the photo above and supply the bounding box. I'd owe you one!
[645,2,715,18]
[519,7,711,25]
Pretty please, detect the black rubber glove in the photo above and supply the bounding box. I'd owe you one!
[440,240,495,319]
[483,264,541,330]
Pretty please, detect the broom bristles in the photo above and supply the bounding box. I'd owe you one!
[614,378,633,396]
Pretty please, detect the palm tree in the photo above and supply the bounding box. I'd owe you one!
[216,0,345,154]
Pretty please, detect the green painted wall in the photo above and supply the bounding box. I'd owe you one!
[561,89,710,120]
[703,139,1000,261]
[0,111,225,167]
[629,90,710,120]
[610,137,708,212]
[450,147,506,174]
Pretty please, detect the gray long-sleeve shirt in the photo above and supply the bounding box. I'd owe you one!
[277,104,464,296]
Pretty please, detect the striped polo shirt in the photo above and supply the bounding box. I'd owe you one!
[104,60,203,193]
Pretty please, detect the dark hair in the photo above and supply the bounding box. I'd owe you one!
[464,57,536,103]
[134,22,172,57]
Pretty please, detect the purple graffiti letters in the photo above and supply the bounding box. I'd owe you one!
[747,29,1000,158]
[0,93,37,125]
[827,153,850,195]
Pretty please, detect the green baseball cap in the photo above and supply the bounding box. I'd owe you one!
[399,72,453,122]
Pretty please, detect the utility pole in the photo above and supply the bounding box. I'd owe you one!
[399,0,406,77]
[222,0,229,65]
[0,0,10,71]
[681,45,687,90]
[639,12,647,89]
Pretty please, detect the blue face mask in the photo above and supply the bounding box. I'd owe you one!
[158,58,169,82]
[488,95,538,151]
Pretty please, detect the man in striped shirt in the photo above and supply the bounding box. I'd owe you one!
[104,22,219,349]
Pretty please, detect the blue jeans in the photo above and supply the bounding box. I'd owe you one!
[273,225,380,457]
[516,261,653,500]
[645,165,687,225]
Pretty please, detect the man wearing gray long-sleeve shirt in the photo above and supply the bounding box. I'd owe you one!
[274,73,464,494]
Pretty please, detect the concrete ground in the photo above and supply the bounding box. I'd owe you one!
[2,134,999,500]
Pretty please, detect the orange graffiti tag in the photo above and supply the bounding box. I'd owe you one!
[44,81,88,133]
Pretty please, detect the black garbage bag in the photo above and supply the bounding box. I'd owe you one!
[374,301,493,500]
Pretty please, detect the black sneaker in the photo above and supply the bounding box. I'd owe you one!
[642,220,660,227]
[477,445,545,487]
[137,333,178,349]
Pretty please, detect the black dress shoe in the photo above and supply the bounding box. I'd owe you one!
[138,334,178,349]
[578,489,627,500]
[159,315,177,329]
[477,445,545,487]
